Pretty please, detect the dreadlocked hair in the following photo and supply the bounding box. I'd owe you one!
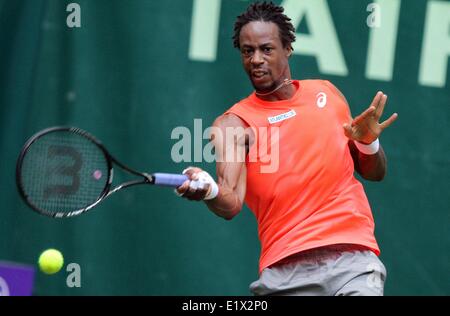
[233,1,296,50]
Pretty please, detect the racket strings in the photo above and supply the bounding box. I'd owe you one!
[20,131,109,214]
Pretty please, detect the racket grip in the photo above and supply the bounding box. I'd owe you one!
[153,173,188,187]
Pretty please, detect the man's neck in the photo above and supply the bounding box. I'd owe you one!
[256,81,296,102]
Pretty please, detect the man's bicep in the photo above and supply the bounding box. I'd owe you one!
[214,139,247,205]
[211,114,248,201]
[216,160,247,201]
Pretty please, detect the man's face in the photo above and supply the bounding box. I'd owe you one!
[239,21,291,93]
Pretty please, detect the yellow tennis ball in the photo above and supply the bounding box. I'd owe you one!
[38,249,64,274]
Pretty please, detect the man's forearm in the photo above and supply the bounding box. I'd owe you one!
[204,185,242,220]
[356,145,387,181]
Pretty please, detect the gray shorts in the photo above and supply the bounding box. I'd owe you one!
[250,244,387,296]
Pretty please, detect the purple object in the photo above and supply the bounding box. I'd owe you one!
[153,173,188,187]
[0,261,35,296]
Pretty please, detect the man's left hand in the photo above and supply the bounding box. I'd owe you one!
[343,91,398,144]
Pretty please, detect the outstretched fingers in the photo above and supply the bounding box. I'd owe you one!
[352,106,376,126]
[374,93,388,119]
[380,113,399,130]
[370,91,383,108]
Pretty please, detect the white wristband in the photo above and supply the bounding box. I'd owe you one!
[355,138,380,155]
[183,168,219,200]
[195,171,219,200]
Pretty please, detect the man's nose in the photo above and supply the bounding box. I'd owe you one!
[251,50,264,66]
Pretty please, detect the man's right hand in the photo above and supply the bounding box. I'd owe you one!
[176,167,217,201]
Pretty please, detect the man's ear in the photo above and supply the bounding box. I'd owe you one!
[286,47,293,58]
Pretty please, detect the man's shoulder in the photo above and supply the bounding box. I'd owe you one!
[222,94,253,116]
[232,93,254,107]
[215,94,255,128]
[297,79,344,98]
[212,112,250,129]
[298,78,333,88]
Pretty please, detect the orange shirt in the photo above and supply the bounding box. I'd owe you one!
[225,80,380,273]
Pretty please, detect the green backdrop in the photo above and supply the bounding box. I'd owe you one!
[0,0,449,295]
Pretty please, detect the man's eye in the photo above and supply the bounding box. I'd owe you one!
[263,47,273,53]
[242,49,253,56]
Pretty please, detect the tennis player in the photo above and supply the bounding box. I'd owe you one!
[176,1,398,296]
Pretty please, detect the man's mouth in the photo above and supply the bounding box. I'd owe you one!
[252,70,268,79]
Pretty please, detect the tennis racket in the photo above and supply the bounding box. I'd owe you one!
[16,126,188,218]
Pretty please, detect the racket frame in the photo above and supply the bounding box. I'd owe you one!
[16,126,155,218]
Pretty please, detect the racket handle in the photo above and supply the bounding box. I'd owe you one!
[152,173,188,187]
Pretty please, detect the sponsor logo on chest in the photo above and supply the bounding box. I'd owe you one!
[267,109,297,124]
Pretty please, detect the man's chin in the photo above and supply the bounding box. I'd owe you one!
[251,80,274,93]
